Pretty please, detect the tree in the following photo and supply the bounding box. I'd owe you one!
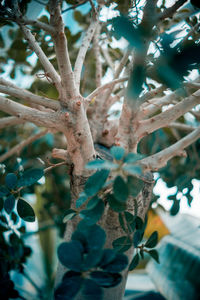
[0,0,200,299]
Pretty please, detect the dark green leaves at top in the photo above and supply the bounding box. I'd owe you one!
[113,176,129,203]
[17,169,44,187]
[5,173,17,189]
[4,194,15,214]
[145,231,158,248]
[112,16,143,50]
[57,240,83,272]
[170,200,180,216]
[17,198,35,222]
[110,146,125,161]
[84,170,109,197]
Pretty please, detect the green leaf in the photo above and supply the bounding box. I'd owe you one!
[5,173,17,189]
[76,223,106,251]
[145,231,158,248]
[124,153,144,163]
[0,224,8,232]
[54,271,83,300]
[0,186,9,198]
[107,194,127,212]
[4,194,15,214]
[82,279,103,300]
[18,169,44,187]
[84,170,110,197]
[135,216,144,230]
[101,253,128,273]
[128,64,145,98]
[129,253,140,271]
[87,196,101,210]
[110,146,125,160]
[0,198,3,211]
[123,165,142,176]
[112,236,132,253]
[17,198,35,222]
[76,193,88,208]
[82,249,103,270]
[133,230,143,247]
[148,249,160,263]
[57,241,83,272]
[86,160,118,170]
[99,249,116,267]
[113,176,129,203]
[63,209,77,223]
[113,16,143,50]
[170,200,180,216]
[79,199,104,225]
[90,271,122,288]
[127,176,144,197]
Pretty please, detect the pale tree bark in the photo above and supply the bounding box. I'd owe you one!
[0,1,200,300]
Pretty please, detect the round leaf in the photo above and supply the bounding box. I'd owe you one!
[17,198,35,222]
[17,169,44,187]
[79,199,104,225]
[57,241,83,272]
[5,173,17,189]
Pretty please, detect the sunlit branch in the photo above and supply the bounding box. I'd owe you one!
[49,1,78,100]
[101,47,115,72]
[86,77,128,103]
[138,90,200,137]
[0,96,59,129]
[0,129,49,163]
[140,126,200,171]
[0,84,59,111]
[19,24,61,92]
[93,24,102,87]
[74,18,99,90]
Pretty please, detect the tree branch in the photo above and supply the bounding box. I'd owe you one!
[138,90,200,138]
[158,0,187,21]
[140,126,200,171]
[0,116,25,129]
[49,1,78,101]
[93,24,102,87]
[0,84,59,111]
[0,129,49,163]
[74,18,99,90]
[169,122,197,132]
[0,96,59,129]
[86,77,128,103]
[20,17,55,34]
[19,24,61,92]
